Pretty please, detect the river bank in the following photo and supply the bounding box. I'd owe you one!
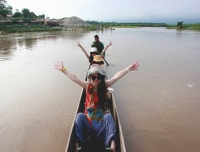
[166,23,200,30]
[0,27,62,36]
[0,26,93,37]
[1,23,200,39]
[0,31,59,39]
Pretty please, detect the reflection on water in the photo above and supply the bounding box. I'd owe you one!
[0,29,200,152]
[0,31,87,61]
[0,39,16,61]
[176,29,182,38]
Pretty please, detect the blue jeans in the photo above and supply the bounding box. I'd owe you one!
[75,113,117,146]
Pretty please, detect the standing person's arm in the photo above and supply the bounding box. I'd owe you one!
[100,41,112,56]
[105,62,139,87]
[100,41,105,57]
[77,42,90,60]
[55,61,88,90]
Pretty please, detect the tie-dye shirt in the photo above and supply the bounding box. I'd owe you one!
[84,85,104,132]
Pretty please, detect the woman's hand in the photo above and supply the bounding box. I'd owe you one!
[127,62,139,71]
[55,61,64,71]
[108,41,112,46]
[77,41,81,47]
[100,40,112,57]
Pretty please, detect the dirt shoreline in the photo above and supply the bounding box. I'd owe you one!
[0,32,56,38]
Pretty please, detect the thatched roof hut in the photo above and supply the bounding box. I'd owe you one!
[44,18,51,25]
[48,19,59,26]
[17,20,24,23]
[33,18,45,23]
[5,19,12,23]
[7,14,13,18]
[0,20,6,23]
[49,19,59,23]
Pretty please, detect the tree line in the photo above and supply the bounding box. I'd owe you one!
[85,20,168,27]
[0,0,44,19]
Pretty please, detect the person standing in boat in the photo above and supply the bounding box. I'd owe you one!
[55,61,139,152]
[91,35,106,58]
[78,41,112,64]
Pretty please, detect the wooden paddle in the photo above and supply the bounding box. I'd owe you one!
[102,56,109,66]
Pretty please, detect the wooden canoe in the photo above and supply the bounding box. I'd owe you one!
[65,68,126,152]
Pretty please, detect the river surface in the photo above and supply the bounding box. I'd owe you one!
[0,28,200,152]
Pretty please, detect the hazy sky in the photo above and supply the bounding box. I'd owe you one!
[7,0,200,24]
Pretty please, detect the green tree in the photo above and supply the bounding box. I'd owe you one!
[0,0,7,10]
[38,14,45,18]
[29,12,36,18]
[0,0,12,15]
[13,9,36,18]
[13,11,22,17]
[0,9,6,16]
[177,21,183,28]
[4,5,12,14]
[22,8,30,17]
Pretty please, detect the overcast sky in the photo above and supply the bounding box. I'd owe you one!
[7,0,200,24]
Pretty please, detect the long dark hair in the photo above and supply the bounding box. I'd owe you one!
[89,55,93,64]
[89,52,97,64]
[92,61,104,65]
[97,75,108,110]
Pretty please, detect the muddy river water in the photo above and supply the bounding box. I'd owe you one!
[0,28,200,152]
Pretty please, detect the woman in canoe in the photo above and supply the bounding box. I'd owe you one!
[92,55,105,68]
[77,41,112,65]
[55,61,139,152]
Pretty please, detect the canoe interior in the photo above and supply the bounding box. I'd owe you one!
[65,88,126,152]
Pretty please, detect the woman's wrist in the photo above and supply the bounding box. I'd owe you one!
[61,68,68,74]
[61,68,66,72]
[125,68,129,72]
[63,69,68,74]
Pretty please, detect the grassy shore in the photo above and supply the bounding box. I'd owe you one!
[83,25,140,30]
[113,25,139,28]
[166,23,200,31]
[3,28,62,33]
[0,25,62,34]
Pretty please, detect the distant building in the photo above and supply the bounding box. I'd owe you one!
[17,19,24,23]
[33,18,45,24]
[6,14,13,18]
[48,19,59,26]
[44,17,51,25]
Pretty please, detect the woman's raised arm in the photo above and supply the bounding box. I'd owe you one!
[55,61,88,90]
[100,41,112,56]
[77,42,90,60]
[105,62,139,87]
